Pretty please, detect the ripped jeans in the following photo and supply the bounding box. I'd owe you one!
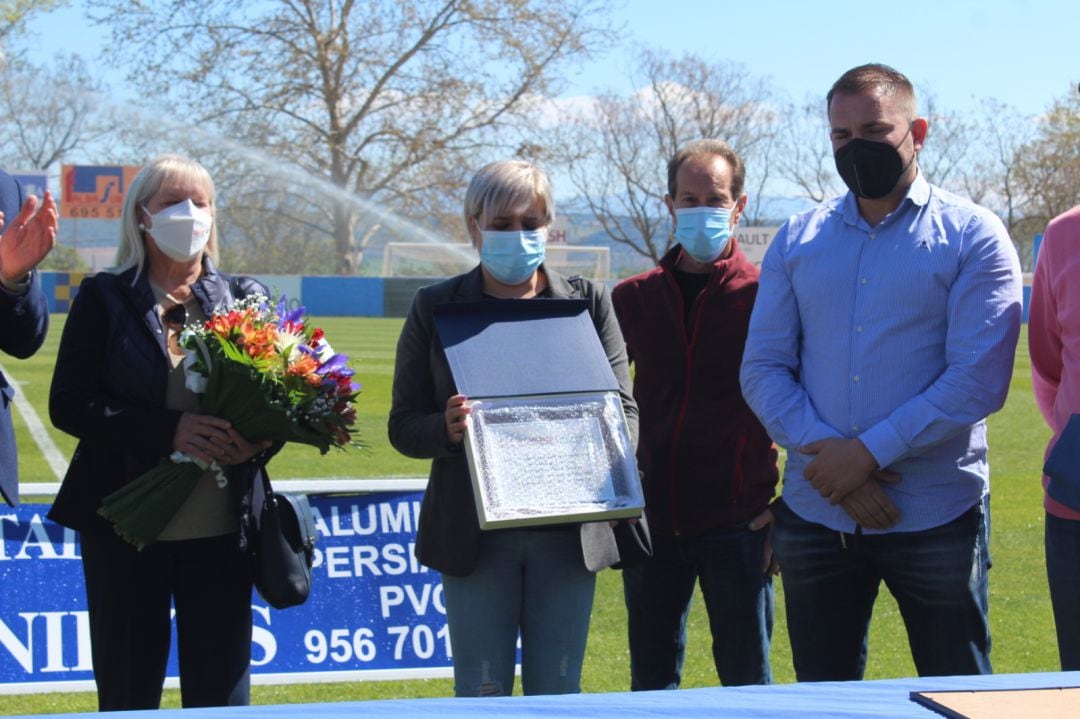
[440,526,595,696]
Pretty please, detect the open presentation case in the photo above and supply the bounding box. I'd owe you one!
[434,299,643,529]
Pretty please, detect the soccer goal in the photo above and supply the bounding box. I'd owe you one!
[382,242,610,280]
[381,242,477,278]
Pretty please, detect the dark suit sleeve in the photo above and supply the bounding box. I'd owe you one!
[0,270,48,359]
[387,287,458,459]
[588,281,639,449]
[49,278,181,458]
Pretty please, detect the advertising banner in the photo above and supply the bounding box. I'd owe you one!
[0,491,450,693]
[59,165,142,220]
[734,226,780,266]
[7,172,47,200]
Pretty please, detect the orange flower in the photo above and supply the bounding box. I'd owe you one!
[287,354,318,378]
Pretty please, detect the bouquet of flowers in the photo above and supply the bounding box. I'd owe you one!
[99,294,360,548]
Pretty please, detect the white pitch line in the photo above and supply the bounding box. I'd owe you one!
[0,364,69,480]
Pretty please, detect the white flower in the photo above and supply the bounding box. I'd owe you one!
[181,350,209,393]
[275,327,306,362]
[312,338,335,362]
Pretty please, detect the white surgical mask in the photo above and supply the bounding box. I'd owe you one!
[144,199,212,262]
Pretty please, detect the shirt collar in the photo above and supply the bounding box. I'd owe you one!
[906,170,930,207]
[841,168,930,228]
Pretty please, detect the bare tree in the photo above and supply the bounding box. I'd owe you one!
[0,0,67,49]
[557,49,777,266]
[1011,90,1080,264]
[774,95,841,204]
[776,87,982,206]
[958,99,1033,239]
[89,0,615,274]
[916,89,981,192]
[0,54,105,170]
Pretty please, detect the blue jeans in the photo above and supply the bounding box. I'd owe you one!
[622,525,773,689]
[440,527,595,697]
[771,500,991,681]
[1046,512,1080,670]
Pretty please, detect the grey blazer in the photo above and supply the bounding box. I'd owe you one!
[388,264,638,577]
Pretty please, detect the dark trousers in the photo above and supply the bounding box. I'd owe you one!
[622,525,774,689]
[80,531,253,711]
[771,500,991,682]
[1046,512,1080,670]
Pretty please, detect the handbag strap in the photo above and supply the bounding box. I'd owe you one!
[260,471,278,509]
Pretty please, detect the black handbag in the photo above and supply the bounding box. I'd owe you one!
[251,474,317,609]
[611,514,653,569]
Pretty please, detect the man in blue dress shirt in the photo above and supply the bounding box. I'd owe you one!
[0,170,57,506]
[740,64,1022,680]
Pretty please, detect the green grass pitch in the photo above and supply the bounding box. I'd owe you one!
[0,317,1058,714]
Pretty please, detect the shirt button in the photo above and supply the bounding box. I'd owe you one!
[853,375,861,383]
[852,424,860,432]
[861,277,868,285]
[869,232,876,240]
[856,325,864,333]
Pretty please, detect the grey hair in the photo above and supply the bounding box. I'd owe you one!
[110,154,218,280]
[463,160,555,232]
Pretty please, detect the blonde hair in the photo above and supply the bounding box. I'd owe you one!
[463,160,554,232]
[111,154,218,279]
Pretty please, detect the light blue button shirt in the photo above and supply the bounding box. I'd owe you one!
[740,174,1022,533]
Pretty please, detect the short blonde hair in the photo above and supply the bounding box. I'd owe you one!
[463,160,554,231]
[111,154,219,279]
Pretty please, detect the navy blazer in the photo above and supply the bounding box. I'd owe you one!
[48,258,269,538]
[0,170,49,506]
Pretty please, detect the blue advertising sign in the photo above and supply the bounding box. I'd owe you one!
[0,492,450,692]
[7,172,47,200]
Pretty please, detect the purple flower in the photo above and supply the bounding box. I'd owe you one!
[275,296,306,327]
[316,353,349,375]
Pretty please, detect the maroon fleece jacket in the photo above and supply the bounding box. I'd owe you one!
[613,243,778,537]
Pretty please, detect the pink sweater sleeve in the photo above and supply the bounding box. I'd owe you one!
[1028,206,1080,520]
[1029,230,1062,428]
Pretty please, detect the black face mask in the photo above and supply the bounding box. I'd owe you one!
[834,128,914,200]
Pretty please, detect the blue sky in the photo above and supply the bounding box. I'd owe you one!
[565,0,1078,115]
[23,0,1079,118]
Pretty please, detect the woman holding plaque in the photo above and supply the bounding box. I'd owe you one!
[389,160,638,697]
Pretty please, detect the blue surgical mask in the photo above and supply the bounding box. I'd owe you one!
[673,206,735,264]
[480,229,546,285]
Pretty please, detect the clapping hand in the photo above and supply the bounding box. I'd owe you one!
[0,192,57,286]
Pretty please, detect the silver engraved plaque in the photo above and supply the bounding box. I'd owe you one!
[463,391,642,529]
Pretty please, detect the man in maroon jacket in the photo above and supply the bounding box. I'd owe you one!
[612,139,779,689]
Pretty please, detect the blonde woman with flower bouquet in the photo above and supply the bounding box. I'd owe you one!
[48,155,273,711]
